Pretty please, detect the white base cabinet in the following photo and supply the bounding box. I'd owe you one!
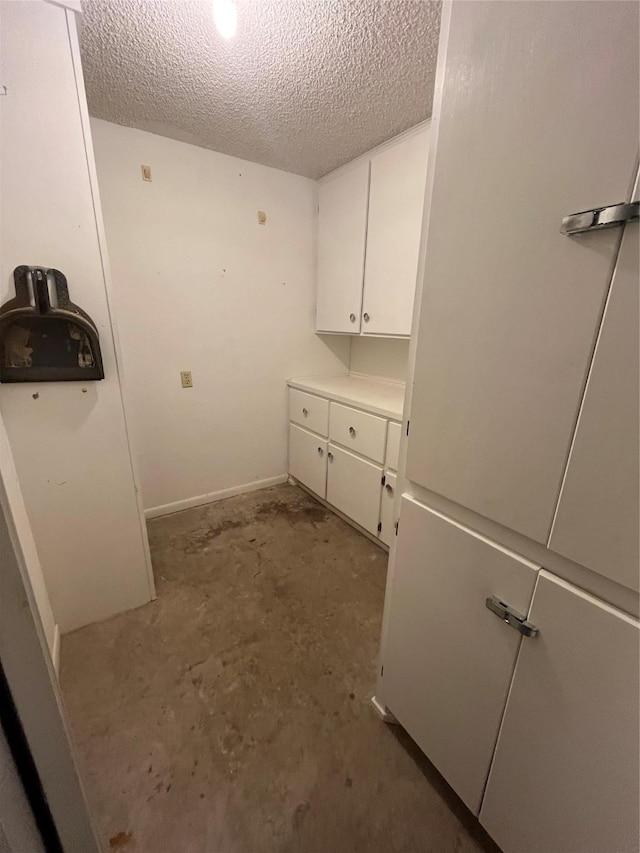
[288,424,327,499]
[287,381,403,547]
[480,571,640,853]
[326,444,383,536]
[383,497,539,813]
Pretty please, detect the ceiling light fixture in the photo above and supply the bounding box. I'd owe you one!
[213,0,237,39]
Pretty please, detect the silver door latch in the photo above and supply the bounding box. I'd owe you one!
[561,201,639,235]
[485,595,539,638]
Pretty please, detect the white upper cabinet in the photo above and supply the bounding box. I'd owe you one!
[362,128,430,336]
[316,162,369,333]
[316,126,429,337]
[549,204,639,591]
[405,1,640,544]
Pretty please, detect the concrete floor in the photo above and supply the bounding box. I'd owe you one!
[61,484,498,853]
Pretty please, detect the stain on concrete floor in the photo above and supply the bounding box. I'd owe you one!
[61,484,497,853]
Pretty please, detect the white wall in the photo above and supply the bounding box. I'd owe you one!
[0,2,154,634]
[91,120,350,515]
[350,338,409,383]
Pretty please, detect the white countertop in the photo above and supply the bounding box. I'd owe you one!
[288,373,406,421]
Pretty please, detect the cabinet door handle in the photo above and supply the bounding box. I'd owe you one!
[385,483,394,495]
[349,426,356,437]
[349,313,357,323]
[302,407,309,416]
[317,446,324,456]
[327,451,334,461]
[363,312,370,322]
[485,596,539,638]
[560,200,639,235]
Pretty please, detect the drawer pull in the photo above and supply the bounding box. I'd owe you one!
[385,483,394,495]
[485,596,539,638]
[363,312,370,322]
[317,446,324,456]
[349,426,356,437]
[302,407,309,416]
[327,451,334,461]
[349,313,357,323]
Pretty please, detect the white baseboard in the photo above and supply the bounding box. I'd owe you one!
[144,475,289,520]
[52,624,61,675]
[371,695,399,724]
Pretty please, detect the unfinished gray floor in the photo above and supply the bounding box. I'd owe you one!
[61,484,497,853]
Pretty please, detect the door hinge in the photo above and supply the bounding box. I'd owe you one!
[377,522,382,533]
[381,474,386,486]
[406,420,410,437]
[485,596,539,638]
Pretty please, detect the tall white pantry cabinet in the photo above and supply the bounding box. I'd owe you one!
[378,3,640,853]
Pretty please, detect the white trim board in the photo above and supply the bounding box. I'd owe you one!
[144,475,289,520]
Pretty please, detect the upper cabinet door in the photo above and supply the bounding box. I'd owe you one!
[549,199,639,591]
[361,128,430,336]
[406,1,640,543]
[316,163,370,334]
[480,572,640,853]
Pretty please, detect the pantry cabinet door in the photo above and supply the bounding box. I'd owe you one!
[316,163,369,334]
[406,1,640,543]
[480,572,640,853]
[383,497,539,814]
[289,424,327,498]
[549,209,639,591]
[326,444,382,535]
[361,128,430,336]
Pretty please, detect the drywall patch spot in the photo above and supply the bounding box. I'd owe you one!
[257,210,266,225]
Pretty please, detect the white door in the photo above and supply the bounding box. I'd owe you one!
[383,497,539,814]
[289,424,327,498]
[361,128,430,336]
[549,195,639,591]
[378,471,397,546]
[480,571,640,853]
[316,163,369,333]
[405,1,640,543]
[326,444,382,535]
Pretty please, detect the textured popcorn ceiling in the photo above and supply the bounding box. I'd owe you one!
[80,0,441,177]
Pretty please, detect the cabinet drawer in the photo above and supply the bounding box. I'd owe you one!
[326,444,383,535]
[385,421,402,471]
[289,388,329,436]
[383,497,539,814]
[329,402,387,462]
[289,424,327,498]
